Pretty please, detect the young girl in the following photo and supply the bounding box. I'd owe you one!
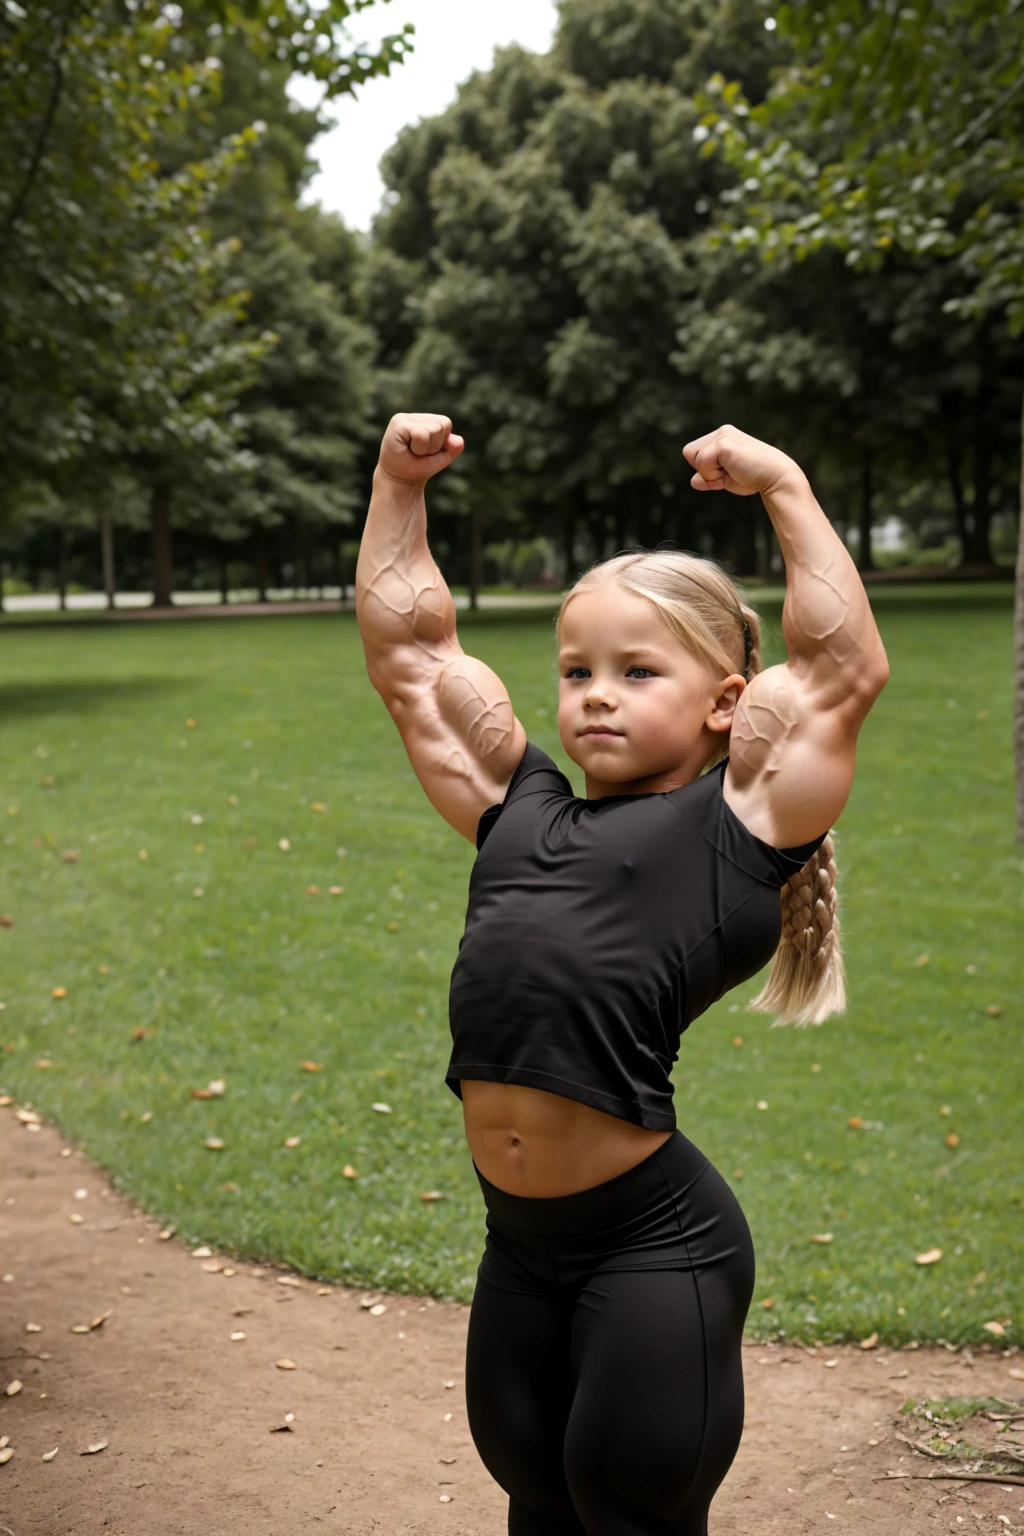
[355,414,889,1536]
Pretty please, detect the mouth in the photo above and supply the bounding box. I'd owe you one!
[580,727,623,738]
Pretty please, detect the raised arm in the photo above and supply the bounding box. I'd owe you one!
[682,424,890,847]
[355,413,526,844]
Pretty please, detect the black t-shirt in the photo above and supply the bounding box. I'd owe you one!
[446,741,827,1131]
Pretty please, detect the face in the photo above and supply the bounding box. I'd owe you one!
[556,582,745,798]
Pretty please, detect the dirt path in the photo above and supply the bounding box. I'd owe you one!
[1,1104,1021,1536]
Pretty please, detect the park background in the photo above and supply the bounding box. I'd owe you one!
[1,0,1021,1350]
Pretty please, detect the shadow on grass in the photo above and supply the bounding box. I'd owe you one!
[0,678,187,720]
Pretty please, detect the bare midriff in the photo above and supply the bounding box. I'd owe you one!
[460,1079,674,1198]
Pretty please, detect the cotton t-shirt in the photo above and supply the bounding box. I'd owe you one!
[446,740,827,1131]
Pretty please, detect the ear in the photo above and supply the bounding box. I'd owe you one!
[705,673,746,735]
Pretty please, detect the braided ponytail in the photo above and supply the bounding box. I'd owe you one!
[747,834,846,1026]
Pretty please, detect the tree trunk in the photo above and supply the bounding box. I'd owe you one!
[562,504,577,589]
[218,548,229,605]
[966,407,995,564]
[254,527,269,602]
[149,482,174,607]
[100,513,116,609]
[1014,383,1024,841]
[948,437,969,561]
[857,449,876,572]
[468,494,484,613]
[0,557,5,613]
[55,525,67,609]
[332,538,343,605]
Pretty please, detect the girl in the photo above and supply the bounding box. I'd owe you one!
[355,415,889,1536]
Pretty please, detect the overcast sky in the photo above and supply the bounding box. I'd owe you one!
[288,0,559,231]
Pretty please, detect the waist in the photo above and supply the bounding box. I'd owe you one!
[474,1127,712,1237]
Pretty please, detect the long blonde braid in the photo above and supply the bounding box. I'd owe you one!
[557,548,847,1028]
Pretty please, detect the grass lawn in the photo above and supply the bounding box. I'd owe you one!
[0,586,1019,1345]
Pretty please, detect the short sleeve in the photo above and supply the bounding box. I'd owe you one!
[476,741,574,850]
[667,759,829,888]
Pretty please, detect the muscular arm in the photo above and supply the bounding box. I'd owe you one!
[355,422,525,843]
[728,472,890,845]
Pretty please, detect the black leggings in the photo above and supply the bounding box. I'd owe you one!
[465,1129,756,1536]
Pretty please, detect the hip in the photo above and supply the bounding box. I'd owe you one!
[474,1128,756,1295]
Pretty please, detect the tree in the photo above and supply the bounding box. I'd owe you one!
[690,0,1024,833]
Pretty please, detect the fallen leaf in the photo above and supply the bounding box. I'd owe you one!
[191,1079,226,1100]
[761,1297,775,1309]
[69,1213,84,1225]
[191,1247,213,1258]
[386,920,400,931]
[939,1105,952,1116]
[15,1109,41,1124]
[359,1295,383,1310]
[203,1137,225,1151]
[230,1331,246,1342]
[277,1276,301,1289]
[439,1456,456,1465]
[420,1191,445,1202]
[439,1495,452,1504]
[310,803,327,813]
[5,1380,22,1397]
[74,1188,87,1200]
[328,886,344,896]
[860,1332,879,1350]
[158,1227,175,1240]
[284,1136,301,1149]
[342,1164,358,1179]
[316,1287,330,1296]
[40,775,55,787]
[731,1036,743,1047]
[42,1447,58,1462]
[371,1102,392,1114]
[270,1413,295,1433]
[131,1026,148,1042]
[51,986,67,999]
[275,1358,296,1370]
[60,850,79,863]
[0,1448,12,1464]
[70,1325,90,1334]
[983,1004,1003,1017]
[824,1359,838,1368]
[138,850,148,860]
[34,1059,53,1069]
[25,1323,41,1334]
[0,915,13,928]
[278,838,290,852]
[186,719,197,728]
[983,1321,1007,1336]
[140,1111,153,1123]
[201,1259,224,1274]
[756,1099,768,1111]
[369,1303,387,1317]
[301,1060,323,1073]
[0,1095,11,1107]
[848,1116,864,1129]
[305,885,319,896]
[809,1233,833,1244]
[945,1132,960,1148]
[90,1312,111,1330]
[913,954,930,968]
[915,1247,943,1265]
[1008,1367,1024,1381]
[81,1442,108,1455]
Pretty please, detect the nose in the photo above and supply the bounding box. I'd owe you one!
[582,675,616,709]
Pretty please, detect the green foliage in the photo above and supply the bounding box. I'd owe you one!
[693,0,1024,335]
[0,595,1020,1338]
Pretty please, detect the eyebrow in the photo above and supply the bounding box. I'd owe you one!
[557,645,670,661]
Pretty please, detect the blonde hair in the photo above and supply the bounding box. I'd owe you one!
[556,549,846,1027]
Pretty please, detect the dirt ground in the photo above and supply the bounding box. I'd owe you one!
[1,1103,1021,1536]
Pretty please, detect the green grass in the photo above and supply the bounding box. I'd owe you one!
[0,587,1020,1345]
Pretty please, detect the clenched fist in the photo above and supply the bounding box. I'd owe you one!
[682,424,804,498]
[377,413,465,486]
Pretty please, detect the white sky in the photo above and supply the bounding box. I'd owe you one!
[288,0,559,231]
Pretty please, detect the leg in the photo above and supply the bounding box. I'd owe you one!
[466,1272,588,1536]
[563,1261,752,1535]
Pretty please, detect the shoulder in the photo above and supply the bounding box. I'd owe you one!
[667,759,827,886]
[476,741,575,850]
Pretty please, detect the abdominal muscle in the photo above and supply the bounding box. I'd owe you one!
[460,1079,673,1198]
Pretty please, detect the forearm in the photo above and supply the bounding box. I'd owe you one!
[762,472,889,694]
[355,469,458,678]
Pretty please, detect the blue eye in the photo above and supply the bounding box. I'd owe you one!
[563,666,656,679]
